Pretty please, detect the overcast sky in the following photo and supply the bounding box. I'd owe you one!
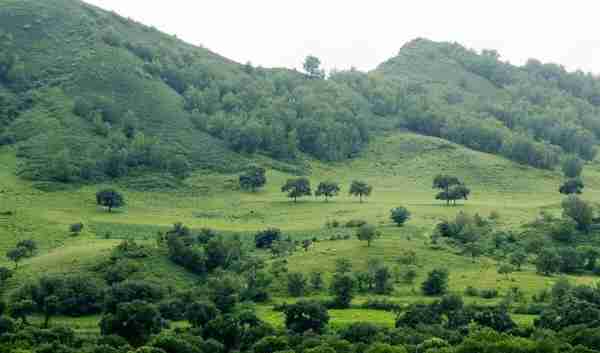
[83,0,600,74]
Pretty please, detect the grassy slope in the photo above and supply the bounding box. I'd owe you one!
[2,129,600,330]
[0,0,247,172]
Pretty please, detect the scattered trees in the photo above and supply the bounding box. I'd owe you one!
[356,224,379,247]
[284,300,329,334]
[559,178,584,195]
[315,181,340,202]
[536,248,561,276]
[421,268,449,296]
[349,181,373,203]
[287,272,307,297]
[6,240,37,269]
[254,228,282,249]
[281,178,312,202]
[330,274,355,308]
[96,189,125,212]
[100,300,164,346]
[390,207,411,226]
[239,166,267,192]
[433,175,470,205]
[562,156,584,178]
[561,195,594,232]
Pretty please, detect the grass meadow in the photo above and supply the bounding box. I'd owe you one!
[2,131,600,330]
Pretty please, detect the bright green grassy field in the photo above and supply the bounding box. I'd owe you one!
[1,130,600,329]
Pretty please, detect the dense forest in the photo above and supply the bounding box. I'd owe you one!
[1,0,600,183]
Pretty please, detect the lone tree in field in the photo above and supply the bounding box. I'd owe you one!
[349,180,372,203]
[356,224,379,247]
[433,175,470,205]
[562,156,584,179]
[315,181,340,202]
[281,178,312,202]
[559,179,584,195]
[96,189,125,212]
[239,166,267,192]
[390,207,411,226]
[562,195,594,232]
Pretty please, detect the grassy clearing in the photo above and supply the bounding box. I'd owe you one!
[2,130,600,327]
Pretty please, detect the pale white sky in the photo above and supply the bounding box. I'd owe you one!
[83,0,600,74]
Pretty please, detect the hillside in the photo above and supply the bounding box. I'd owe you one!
[1,1,600,186]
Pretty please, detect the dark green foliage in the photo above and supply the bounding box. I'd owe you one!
[239,166,267,192]
[104,280,165,314]
[100,300,164,346]
[509,250,528,270]
[69,222,84,235]
[287,272,307,297]
[421,268,449,296]
[208,275,240,313]
[349,180,372,203]
[309,271,324,291]
[396,303,442,328]
[330,274,355,308]
[356,224,379,247]
[560,179,585,195]
[6,246,27,269]
[563,156,584,178]
[284,300,329,334]
[281,178,312,202]
[562,195,594,232]
[255,228,281,249]
[96,189,125,212]
[303,56,325,79]
[253,336,289,353]
[11,274,104,328]
[185,301,219,328]
[340,322,381,344]
[390,207,411,226]
[536,248,561,276]
[315,181,341,202]
[433,175,471,205]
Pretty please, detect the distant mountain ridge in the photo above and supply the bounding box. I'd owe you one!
[0,1,599,183]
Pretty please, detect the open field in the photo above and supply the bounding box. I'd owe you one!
[2,130,600,330]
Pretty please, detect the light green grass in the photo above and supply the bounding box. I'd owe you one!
[2,130,600,327]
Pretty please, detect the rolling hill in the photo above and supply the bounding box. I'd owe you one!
[1,0,600,186]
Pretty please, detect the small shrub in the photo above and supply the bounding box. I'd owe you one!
[464,286,479,297]
[69,223,84,235]
[479,288,499,299]
[345,219,367,228]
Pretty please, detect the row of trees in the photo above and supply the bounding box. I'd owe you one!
[281,179,373,203]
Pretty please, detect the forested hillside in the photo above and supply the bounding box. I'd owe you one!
[1,0,600,184]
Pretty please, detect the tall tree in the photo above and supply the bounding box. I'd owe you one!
[315,181,340,202]
[96,189,125,213]
[559,178,584,195]
[356,224,379,247]
[562,156,584,179]
[303,55,325,79]
[281,178,312,202]
[239,166,267,192]
[349,180,373,203]
[433,175,470,205]
[390,207,411,226]
[562,195,594,232]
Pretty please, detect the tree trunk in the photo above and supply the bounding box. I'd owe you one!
[360,195,363,203]
[43,314,50,329]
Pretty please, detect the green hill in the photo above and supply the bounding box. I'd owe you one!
[2,2,600,185]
